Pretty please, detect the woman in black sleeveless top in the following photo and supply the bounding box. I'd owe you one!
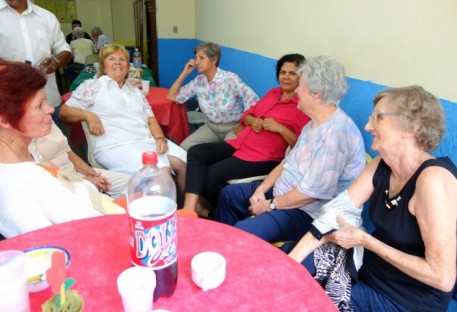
[289,86,457,311]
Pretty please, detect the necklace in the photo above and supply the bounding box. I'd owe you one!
[384,166,417,209]
[384,189,402,209]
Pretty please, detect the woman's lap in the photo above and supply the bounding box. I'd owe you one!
[96,140,185,175]
[235,207,314,243]
[281,243,409,312]
[203,157,278,206]
[351,280,408,312]
[184,142,235,194]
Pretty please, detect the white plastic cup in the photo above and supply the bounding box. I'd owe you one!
[0,250,30,312]
[191,251,226,291]
[141,80,150,96]
[117,266,156,312]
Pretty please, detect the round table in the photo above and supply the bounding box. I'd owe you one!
[0,215,336,311]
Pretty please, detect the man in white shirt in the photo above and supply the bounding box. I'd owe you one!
[0,0,71,123]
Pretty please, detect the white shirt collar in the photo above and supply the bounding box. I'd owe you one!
[0,0,41,16]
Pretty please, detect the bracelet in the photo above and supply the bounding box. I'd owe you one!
[51,56,61,67]
[156,137,167,143]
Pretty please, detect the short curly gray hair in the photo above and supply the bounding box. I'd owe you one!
[194,42,221,67]
[373,85,444,151]
[298,55,348,106]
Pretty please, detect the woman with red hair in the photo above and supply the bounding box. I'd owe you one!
[0,60,107,238]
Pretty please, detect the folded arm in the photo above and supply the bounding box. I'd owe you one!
[60,104,104,135]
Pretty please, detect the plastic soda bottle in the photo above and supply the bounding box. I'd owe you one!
[126,151,178,301]
[133,48,142,68]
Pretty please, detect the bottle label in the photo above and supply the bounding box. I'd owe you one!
[133,59,142,67]
[128,196,178,269]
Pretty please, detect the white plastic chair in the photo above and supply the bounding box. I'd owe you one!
[227,146,292,184]
[85,54,100,65]
[81,121,106,169]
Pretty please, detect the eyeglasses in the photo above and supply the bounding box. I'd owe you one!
[369,110,399,124]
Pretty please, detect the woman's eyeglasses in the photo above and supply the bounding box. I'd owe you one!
[369,110,399,124]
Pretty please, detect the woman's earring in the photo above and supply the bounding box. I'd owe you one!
[9,133,14,143]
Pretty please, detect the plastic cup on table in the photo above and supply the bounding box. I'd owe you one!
[0,250,30,312]
[117,266,156,312]
[141,80,150,96]
[191,251,226,291]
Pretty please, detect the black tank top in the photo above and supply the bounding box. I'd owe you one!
[359,157,457,311]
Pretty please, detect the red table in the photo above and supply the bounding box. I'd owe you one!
[145,87,190,145]
[0,215,336,312]
[62,87,190,147]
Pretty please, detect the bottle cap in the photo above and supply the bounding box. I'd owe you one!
[142,151,158,165]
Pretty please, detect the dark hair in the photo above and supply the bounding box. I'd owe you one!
[0,60,47,129]
[71,20,82,26]
[275,54,306,80]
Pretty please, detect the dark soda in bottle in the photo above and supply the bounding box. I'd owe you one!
[126,151,178,301]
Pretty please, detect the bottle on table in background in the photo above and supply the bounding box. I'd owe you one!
[126,151,178,302]
[133,48,142,68]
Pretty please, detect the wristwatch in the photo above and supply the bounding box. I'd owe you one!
[269,198,276,210]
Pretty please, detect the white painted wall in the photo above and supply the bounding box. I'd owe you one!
[59,0,114,41]
[191,0,457,102]
[156,0,195,38]
[57,0,457,101]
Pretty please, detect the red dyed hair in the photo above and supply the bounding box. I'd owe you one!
[0,60,47,129]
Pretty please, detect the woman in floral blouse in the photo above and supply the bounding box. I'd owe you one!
[167,42,259,151]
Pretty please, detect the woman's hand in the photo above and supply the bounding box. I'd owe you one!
[85,172,111,192]
[327,215,365,249]
[86,112,104,136]
[249,198,271,216]
[251,117,264,133]
[249,188,266,205]
[262,118,283,133]
[249,188,270,215]
[155,138,168,154]
[183,59,196,75]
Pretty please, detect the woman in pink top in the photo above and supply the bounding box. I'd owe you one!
[181,54,311,217]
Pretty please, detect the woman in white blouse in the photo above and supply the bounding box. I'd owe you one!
[60,44,187,192]
[0,60,103,238]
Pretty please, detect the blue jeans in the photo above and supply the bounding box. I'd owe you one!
[216,181,314,243]
[351,280,409,312]
[280,242,408,312]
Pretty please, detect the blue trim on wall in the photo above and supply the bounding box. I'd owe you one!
[158,39,457,164]
[158,38,277,97]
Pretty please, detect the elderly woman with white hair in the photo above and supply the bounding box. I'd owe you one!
[91,26,112,52]
[216,55,366,244]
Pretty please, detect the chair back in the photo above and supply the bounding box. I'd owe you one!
[81,121,106,169]
[85,54,100,65]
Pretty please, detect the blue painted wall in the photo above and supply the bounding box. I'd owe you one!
[158,39,457,164]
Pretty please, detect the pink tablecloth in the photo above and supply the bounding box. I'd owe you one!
[0,215,336,312]
[62,87,190,147]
